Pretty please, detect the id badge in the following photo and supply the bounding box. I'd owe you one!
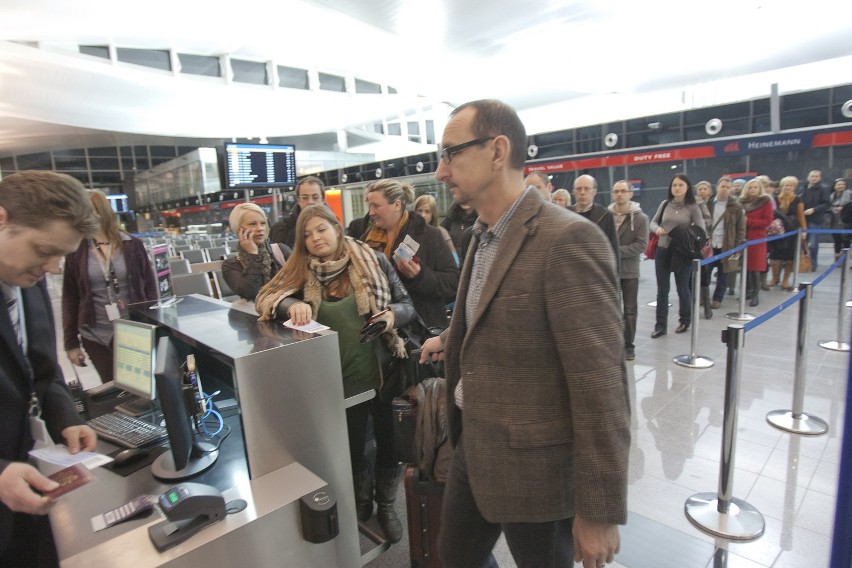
[30,415,55,447]
[105,302,120,321]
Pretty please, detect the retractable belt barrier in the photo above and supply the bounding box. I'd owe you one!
[682,232,850,543]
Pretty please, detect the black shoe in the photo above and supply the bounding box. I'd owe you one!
[749,296,759,307]
[625,348,635,361]
[651,329,666,339]
[675,323,689,333]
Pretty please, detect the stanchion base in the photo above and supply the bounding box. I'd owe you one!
[684,493,765,541]
[646,301,672,307]
[766,410,828,435]
[725,312,756,321]
[673,354,715,369]
[817,340,850,352]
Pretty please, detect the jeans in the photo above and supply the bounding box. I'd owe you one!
[807,221,823,268]
[345,391,397,475]
[621,278,639,349]
[709,248,728,302]
[438,437,575,568]
[654,246,692,330]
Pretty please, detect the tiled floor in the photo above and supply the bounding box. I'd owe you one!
[49,245,849,568]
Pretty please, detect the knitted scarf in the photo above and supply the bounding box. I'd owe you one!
[362,210,409,259]
[236,241,273,282]
[256,237,406,358]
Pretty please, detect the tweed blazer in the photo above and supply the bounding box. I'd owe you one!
[443,189,630,525]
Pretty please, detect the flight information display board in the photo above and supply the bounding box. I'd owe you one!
[224,143,297,188]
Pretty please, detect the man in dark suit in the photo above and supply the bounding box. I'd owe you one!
[421,100,630,568]
[0,171,99,566]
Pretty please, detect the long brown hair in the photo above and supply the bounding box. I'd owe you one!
[89,191,123,249]
[257,204,345,298]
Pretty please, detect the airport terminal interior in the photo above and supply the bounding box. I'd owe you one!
[2,1,852,566]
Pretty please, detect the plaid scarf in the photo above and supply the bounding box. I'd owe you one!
[256,237,405,357]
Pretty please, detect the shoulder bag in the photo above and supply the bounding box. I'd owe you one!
[645,200,668,259]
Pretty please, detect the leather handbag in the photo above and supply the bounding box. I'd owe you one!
[645,232,660,259]
[645,200,669,260]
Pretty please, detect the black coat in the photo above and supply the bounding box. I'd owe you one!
[221,241,291,300]
[440,204,478,265]
[1,282,83,554]
[268,206,300,249]
[377,212,460,330]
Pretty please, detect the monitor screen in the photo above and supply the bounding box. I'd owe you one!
[113,319,157,400]
[224,142,297,189]
[152,335,218,481]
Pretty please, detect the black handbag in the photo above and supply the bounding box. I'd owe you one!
[379,315,443,400]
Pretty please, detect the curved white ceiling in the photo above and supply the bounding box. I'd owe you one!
[1,0,852,156]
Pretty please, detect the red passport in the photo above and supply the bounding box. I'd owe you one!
[44,464,96,499]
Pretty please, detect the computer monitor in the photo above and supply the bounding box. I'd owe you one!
[112,319,158,416]
[151,335,218,481]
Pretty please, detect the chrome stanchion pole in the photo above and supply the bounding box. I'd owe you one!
[819,249,850,352]
[685,324,765,540]
[792,229,802,290]
[675,259,714,368]
[767,282,829,435]
[726,246,755,321]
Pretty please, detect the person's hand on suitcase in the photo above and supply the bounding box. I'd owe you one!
[419,336,445,363]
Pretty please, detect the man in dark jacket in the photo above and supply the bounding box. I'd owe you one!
[798,169,831,269]
[0,171,99,567]
[440,197,478,265]
[570,174,621,271]
[269,176,325,248]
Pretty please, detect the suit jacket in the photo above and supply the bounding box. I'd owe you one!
[0,281,83,552]
[443,189,630,524]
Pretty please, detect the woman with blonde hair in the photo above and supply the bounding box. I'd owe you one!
[255,204,415,543]
[551,188,572,208]
[414,194,458,265]
[221,202,291,300]
[769,176,807,289]
[740,178,773,305]
[62,191,157,382]
[362,179,459,330]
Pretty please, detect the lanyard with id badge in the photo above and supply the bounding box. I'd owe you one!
[93,240,123,321]
[10,286,54,447]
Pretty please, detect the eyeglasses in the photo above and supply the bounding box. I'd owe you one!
[439,136,495,164]
[611,189,632,194]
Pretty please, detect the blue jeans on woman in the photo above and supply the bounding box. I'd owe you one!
[655,246,692,332]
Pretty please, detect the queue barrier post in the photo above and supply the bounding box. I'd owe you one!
[674,258,714,368]
[766,282,829,435]
[726,246,756,321]
[684,324,765,540]
[818,249,850,352]
[792,229,802,291]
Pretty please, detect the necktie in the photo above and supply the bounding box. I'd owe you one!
[2,284,22,348]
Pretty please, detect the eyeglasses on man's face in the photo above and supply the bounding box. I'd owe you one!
[439,136,495,165]
[611,189,632,194]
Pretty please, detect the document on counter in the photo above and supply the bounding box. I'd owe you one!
[282,319,330,333]
[29,445,114,470]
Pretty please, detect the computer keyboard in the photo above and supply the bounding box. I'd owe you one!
[88,412,168,449]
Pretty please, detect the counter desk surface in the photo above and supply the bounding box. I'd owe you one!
[49,294,368,567]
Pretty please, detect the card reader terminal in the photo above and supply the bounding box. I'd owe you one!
[148,482,226,552]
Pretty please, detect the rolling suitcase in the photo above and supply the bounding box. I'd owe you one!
[404,466,444,568]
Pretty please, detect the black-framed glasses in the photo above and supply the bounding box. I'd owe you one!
[439,136,495,164]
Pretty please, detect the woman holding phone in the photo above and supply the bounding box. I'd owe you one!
[221,202,291,300]
[255,204,415,543]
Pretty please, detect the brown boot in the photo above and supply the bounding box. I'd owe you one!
[769,261,781,287]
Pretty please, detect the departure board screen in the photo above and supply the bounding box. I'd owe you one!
[224,142,297,188]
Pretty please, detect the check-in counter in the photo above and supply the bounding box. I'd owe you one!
[50,295,370,567]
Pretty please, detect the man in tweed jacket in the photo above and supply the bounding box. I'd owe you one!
[421,100,630,568]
